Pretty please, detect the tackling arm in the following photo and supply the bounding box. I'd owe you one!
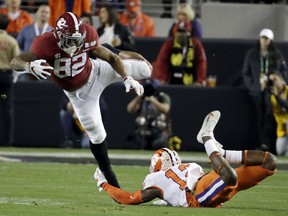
[101,183,161,205]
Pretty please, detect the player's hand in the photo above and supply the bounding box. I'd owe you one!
[25,59,53,80]
[94,167,107,192]
[124,76,144,96]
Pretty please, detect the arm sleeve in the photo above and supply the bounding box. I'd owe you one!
[102,183,143,205]
[191,19,202,39]
[194,38,207,83]
[101,43,121,55]
[152,40,171,82]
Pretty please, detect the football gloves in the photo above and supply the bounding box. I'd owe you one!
[124,76,144,96]
[94,167,107,192]
[25,59,53,80]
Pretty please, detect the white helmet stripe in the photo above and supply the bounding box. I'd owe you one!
[67,12,79,32]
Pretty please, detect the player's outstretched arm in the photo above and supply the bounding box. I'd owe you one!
[11,51,53,80]
[94,167,161,205]
[101,182,161,205]
[11,51,37,71]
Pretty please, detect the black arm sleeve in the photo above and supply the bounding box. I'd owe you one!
[101,43,121,55]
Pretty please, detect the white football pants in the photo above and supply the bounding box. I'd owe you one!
[64,58,151,144]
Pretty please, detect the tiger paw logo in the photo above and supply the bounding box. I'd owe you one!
[57,18,68,29]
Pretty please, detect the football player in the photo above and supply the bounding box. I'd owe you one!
[11,12,152,188]
[94,110,277,207]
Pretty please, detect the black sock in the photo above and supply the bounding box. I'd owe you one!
[90,140,120,188]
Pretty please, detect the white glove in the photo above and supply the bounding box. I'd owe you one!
[94,167,107,192]
[124,76,144,96]
[25,59,53,80]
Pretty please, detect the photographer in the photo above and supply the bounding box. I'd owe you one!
[269,71,288,156]
[127,78,171,150]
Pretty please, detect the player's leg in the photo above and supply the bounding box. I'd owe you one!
[197,111,277,191]
[91,59,151,87]
[64,77,120,188]
[197,110,238,186]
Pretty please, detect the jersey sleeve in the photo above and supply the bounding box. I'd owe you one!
[30,35,47,59]
[84,24,99,50]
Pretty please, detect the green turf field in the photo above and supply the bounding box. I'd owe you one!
[0,160,287,216]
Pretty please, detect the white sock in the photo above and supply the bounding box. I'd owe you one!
[204,139,219,157]
[224,150,242,164]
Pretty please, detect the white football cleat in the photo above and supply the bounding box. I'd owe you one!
[197,110,221,144]
[94,168,107,192]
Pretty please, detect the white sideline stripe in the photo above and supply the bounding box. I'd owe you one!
[0,156,21,162]
[0,197,68,205]
[0,152,208,161]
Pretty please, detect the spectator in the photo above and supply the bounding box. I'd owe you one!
[0,14,20,146]
[80,11,93,26]
[153,21,207,86]
[119,0,156,37]
[48,0,91,27]
[242,28,288,152]
[168,3,202,39]
[0,0,34,38]
[127,78,172,150]
[97,4,135,51]
[269,71,288,156]
[17,5,52,52]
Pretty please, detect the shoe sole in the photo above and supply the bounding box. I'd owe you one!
[196,110,221,144]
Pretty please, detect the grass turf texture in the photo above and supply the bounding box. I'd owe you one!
[0,161,288,216]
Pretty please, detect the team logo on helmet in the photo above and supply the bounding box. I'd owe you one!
[57,18,68,29]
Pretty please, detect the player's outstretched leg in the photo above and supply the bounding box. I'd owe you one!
[90,140,120,188]
[197,111,238,186]
[197,110,221,144]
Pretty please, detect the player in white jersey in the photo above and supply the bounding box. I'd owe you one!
[94,110,277,208]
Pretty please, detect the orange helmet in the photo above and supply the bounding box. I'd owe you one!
[149,148,181,173]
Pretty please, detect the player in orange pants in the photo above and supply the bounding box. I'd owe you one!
[94,110,277,208]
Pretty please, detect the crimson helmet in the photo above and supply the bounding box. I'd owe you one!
[149,148,182,173]
[54,12,86,56]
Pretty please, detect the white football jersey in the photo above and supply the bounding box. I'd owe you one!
[143,163,204,207]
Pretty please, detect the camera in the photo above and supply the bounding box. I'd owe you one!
[143,79,158,96]
[267,79,274,88]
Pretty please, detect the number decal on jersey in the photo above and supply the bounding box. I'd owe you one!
[165,164,190,190]
[53,53,87,78]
